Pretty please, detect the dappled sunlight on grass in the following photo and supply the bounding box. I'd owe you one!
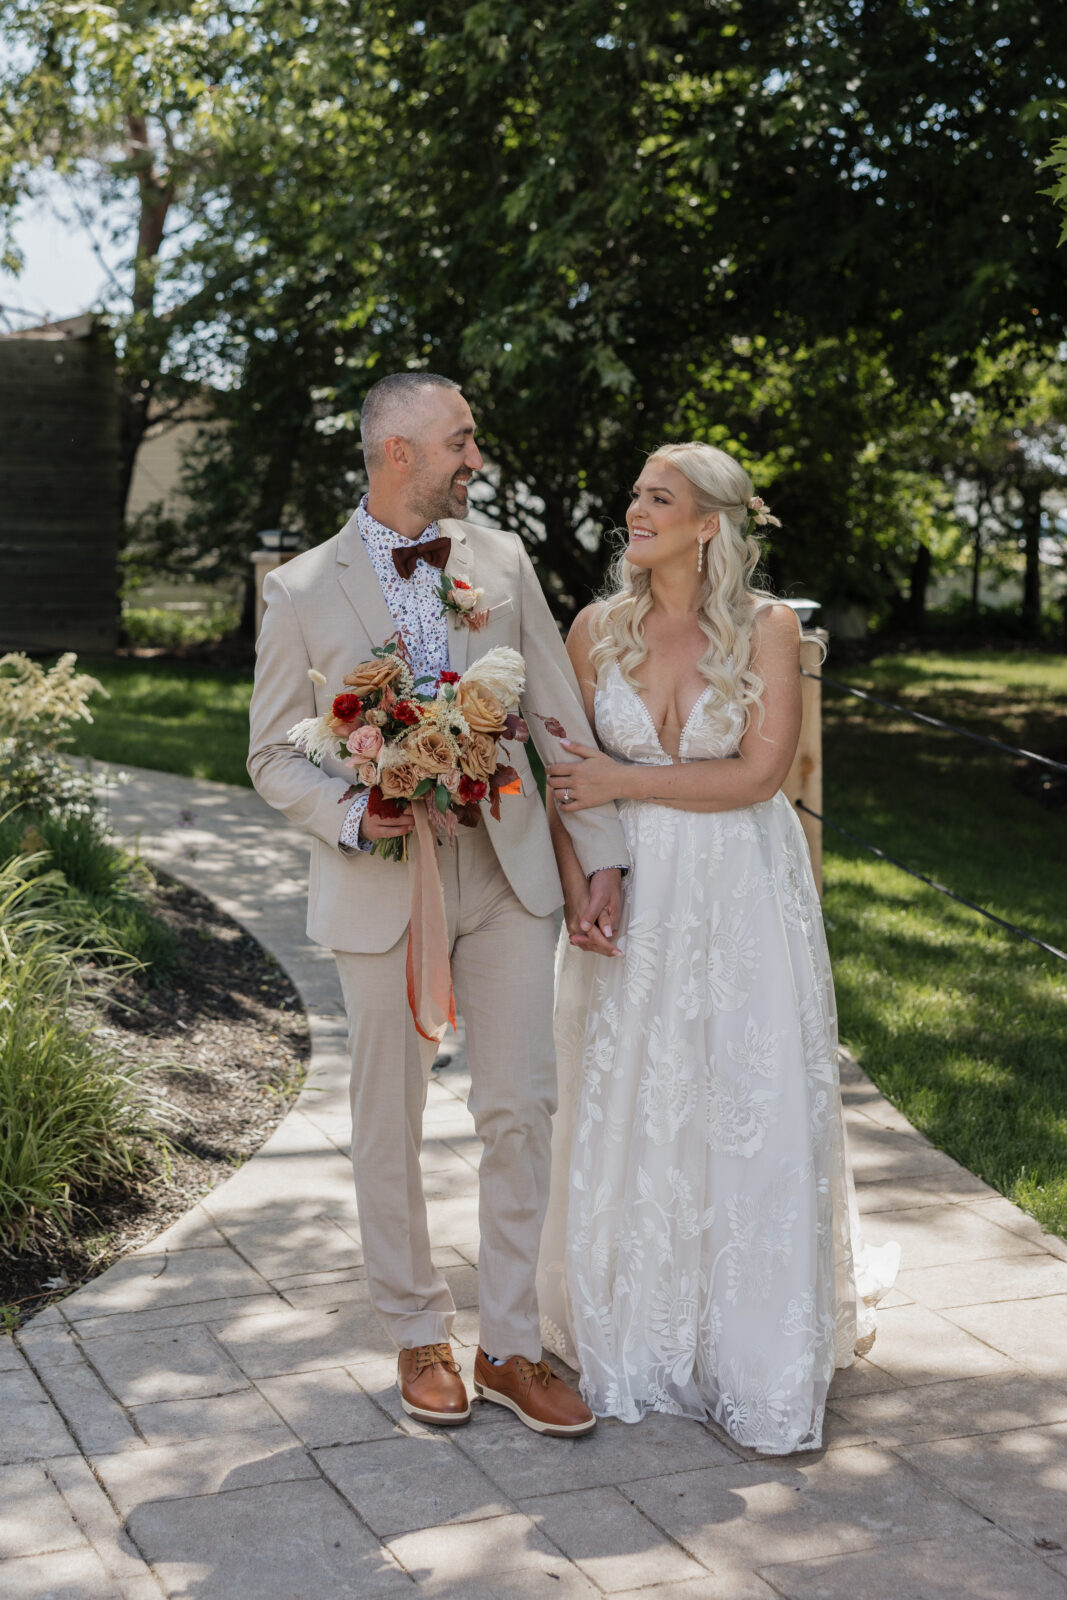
[67,658,254,788]
[823,651,1067,1237]
[823,650,1066,1235]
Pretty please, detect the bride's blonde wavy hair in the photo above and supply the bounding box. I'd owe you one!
[589,441,776,739]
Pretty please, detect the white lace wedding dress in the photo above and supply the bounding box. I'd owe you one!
[538,662,898,1455]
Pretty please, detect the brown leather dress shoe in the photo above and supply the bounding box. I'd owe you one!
[397,1343,470,1426]
[473,1348,596,1437]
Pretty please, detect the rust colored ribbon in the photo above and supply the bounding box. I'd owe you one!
[405,797,456,1043]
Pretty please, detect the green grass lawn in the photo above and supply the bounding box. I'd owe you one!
[821,651,1067,1237]
[69,658,255,788]
[66,648,1067,1236]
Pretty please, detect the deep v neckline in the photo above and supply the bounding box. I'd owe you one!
[620,668,715,762]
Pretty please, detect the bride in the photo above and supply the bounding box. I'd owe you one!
[536,441,897,1455]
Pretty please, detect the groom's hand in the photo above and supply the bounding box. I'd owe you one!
[575,868,623,957]
[359,808,415,843]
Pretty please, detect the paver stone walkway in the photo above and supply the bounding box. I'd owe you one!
[3,764,1067,1599]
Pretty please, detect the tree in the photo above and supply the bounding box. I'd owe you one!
[4,0,1067,623]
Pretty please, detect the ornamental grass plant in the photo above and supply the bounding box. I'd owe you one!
[0,855,153,1249]
[0,652,183,1250]
[0,810,182,982]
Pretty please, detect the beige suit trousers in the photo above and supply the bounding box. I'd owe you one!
[334,822,557,1360]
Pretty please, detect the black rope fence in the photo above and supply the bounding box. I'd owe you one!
[802,670,1067,776]
[796,669,1065,963]
[795,801,1067,964]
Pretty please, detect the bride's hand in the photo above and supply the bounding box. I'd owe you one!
[548,741,629,810]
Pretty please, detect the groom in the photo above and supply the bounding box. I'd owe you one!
[248,373,628,1435]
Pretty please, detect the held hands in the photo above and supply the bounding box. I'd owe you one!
[565,867,623,958]
[548,740,629,812]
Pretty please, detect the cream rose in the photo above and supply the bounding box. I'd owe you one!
[451,582,485,613]
[455,681,507,734]
[441,768,462,796]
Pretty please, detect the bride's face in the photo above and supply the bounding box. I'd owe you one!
[624,461,719,571]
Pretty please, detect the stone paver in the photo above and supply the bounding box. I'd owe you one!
[0,1464,83,1560]
[316,1434,512,1537]
[126,1478,412,1600]
[898,1421,1067,1553]
[75,1321,252,1406]
[519,1486,709,1591]
[3,763,1067,1599]
[759,1526,1067,1599]
[0,1367,84,1466]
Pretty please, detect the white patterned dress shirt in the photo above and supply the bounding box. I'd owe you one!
[340,497,452,851]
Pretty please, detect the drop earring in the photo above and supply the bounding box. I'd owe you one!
[696,537,707,575]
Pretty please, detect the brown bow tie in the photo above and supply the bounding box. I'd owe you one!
[392,535,452,581]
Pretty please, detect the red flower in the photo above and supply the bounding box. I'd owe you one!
[437,671,461,685]
[332,693,362,721]
[393,700,421,726]
[452,579,473,592]
[366,787,406,820]
[458,775,487,804]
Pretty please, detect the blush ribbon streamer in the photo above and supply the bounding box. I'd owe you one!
[406,797,456,1043]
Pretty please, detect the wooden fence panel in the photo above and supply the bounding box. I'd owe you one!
[0,330,119,654]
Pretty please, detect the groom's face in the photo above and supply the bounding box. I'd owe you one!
[407,389,484,524]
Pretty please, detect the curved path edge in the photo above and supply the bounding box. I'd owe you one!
[3,764,1067,1600]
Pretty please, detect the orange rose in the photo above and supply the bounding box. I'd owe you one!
[403,725,457,777]
[459,730,498,782]
[343,657,403,697]
[455,681,507,733]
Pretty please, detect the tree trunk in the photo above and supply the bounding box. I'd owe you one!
[971,489,988,621]
[1020,484,1043,636]
[117,114,175,525]
[907,540,932,628]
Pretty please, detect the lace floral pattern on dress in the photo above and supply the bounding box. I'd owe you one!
[536,662,898,1453]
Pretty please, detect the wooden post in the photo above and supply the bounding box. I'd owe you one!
[785,628,826,896]
[252,550,299,642]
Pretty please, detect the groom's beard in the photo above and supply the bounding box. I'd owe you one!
[409,466,472,525]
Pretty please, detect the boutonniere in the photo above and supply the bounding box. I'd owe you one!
[438,574,491,631]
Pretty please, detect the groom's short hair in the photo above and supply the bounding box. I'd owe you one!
[360,372,461,470]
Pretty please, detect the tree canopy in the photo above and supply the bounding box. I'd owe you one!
[3,0,1066,628]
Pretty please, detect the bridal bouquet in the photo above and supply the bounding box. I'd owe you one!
[288,639,530,861]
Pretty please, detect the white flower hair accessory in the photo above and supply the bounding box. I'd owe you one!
[746,495,781,530]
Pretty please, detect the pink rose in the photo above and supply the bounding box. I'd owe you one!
[347,725,383,759]
[357,761,378,786]
[441,768,463,795]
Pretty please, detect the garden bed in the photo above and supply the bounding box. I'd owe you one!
[0,875,308,1330]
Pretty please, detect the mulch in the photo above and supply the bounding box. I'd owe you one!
[0,877,310,1329]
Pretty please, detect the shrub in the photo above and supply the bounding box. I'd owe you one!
[0,857,153,1248]
[0,653,105,815]
[122,603,241,650]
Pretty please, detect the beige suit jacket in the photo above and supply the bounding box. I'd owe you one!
[247,512,630,953]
